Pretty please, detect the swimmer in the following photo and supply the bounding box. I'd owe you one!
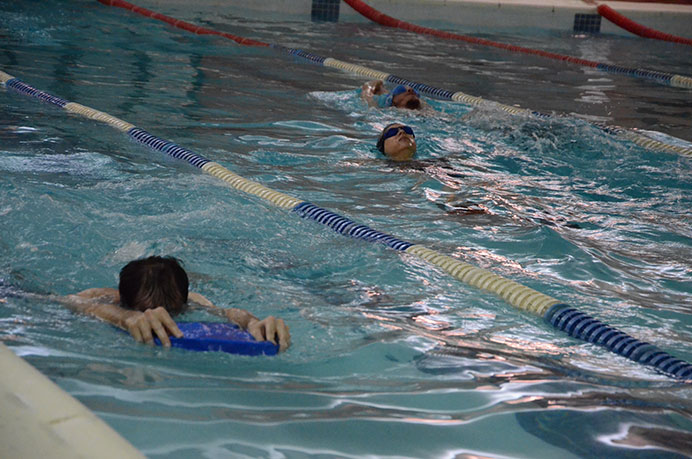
[62,256,291,351]
[375,126,491,213]
[362,80,425,110]
[373,128,581,227]
[377,123,417,161]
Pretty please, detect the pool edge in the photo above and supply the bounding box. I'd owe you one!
[0,342,145,459]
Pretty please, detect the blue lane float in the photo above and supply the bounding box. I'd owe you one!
[545,304,692,380]
[5,78,68,107]
[273,45,327,65]
[384,75,456,100]
[293,202,413,251]
[128,127,211,168]
[2,71,690,381]
[595,63,673,85]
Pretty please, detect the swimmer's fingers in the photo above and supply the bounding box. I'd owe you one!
[123,308,181,347]
[162,310,183,339]
[144,308,168,347]
[138,317,155,346]
[149,306,182,338]
[144,307,183,348]
[247,317,269,344]
[275,318,291,352]
[124,312,145,344]
[264,319,277,347]
[248,317,291,352]
[248,317,277,344]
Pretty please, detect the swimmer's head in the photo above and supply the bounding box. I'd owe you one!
[376,85,422,110]
[377,123,417,161]
[119,256,189,316]
[389,85,421,110]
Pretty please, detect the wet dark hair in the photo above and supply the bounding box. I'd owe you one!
[118,256,189,316]
[376,123,400,154]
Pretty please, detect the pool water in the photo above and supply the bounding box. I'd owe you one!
[1,0,691,457]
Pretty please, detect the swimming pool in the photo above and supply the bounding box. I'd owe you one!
[1,0,691,457]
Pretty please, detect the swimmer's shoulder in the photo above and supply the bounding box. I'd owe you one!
[72,287,119,303]
[61,288,120,314]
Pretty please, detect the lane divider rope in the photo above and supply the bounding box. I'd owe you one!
[97,0,692,157]
[597,4,692,46]
[341,0,692,89]
[2,70,689,381]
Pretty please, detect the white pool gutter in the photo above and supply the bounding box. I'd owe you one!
[0,343,144,459]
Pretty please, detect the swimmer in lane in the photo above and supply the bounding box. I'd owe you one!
[376,123,417,161]
[62,256,291,351]
[362,80,427,111]
[372,124,582,227]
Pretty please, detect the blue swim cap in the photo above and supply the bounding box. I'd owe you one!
[376,85,419,108]
[390,85,409,98]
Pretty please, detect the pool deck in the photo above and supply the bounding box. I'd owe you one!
[0,343,144,459]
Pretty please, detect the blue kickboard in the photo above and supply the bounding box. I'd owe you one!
[152,322,279,356]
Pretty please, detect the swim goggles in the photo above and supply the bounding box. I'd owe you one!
[390,85,418,98]
[382,125,415,140]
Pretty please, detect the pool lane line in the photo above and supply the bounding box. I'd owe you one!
[342,0,692,88]
[597,4,692,46]
[96,0,692,158]
[3,70,690,381]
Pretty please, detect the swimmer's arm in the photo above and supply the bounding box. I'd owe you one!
[189,292,291,351]
[62,293,132,327]
[62,288,124,320]
[61,289,182,347]
[361,80,384,107]
[188,292,259,327]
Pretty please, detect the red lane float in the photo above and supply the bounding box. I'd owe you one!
[97,0,270,47]
[96,0,691,88]
[597,4,692,46]
[342,0,601,67]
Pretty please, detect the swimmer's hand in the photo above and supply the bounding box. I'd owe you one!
[123,307,183,347]
[247,316,291,353]
[224,308,291,352]
[362,79,384,96]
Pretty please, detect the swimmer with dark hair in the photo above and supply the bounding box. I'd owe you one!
[362,80,425,110]
[377,123,417,161]
[63,256,291,351]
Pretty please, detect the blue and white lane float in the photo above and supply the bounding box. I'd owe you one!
[2,70,690,380]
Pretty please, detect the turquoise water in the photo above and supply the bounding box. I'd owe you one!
[1,0,691,457]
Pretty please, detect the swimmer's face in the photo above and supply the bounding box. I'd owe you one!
[392,87,421,110]
[382,124,416,161]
